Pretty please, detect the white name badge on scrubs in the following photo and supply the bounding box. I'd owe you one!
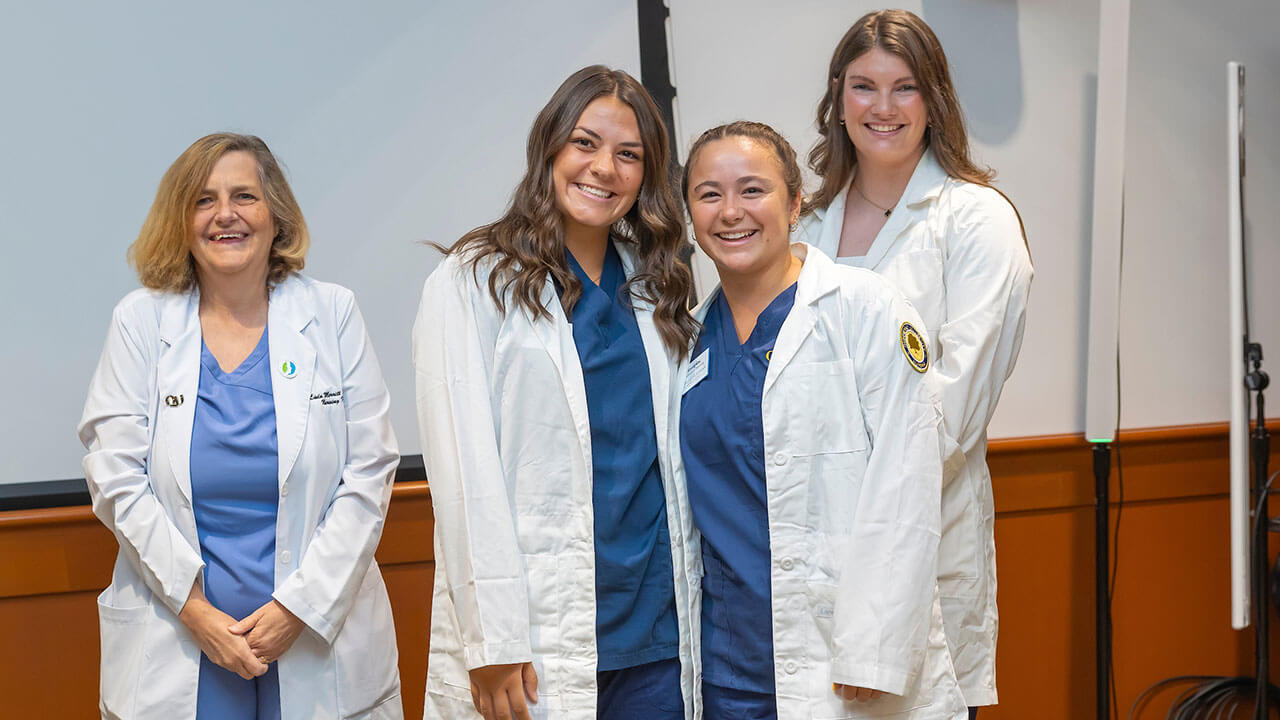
[683,348,709,395]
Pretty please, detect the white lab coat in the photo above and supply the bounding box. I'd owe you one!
[412,244,701,720]
[78,274,402,720]
[683,244,964,719]
[795,150,1033,706]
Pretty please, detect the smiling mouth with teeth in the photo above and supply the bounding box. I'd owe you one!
[867,124,905,132]
[717,230,757,240]
[211,233,246,241]
[574,183,615,199]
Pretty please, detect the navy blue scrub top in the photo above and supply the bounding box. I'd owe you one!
[189,328,280,621]
[561,241,679,671]
[680,283,798,693]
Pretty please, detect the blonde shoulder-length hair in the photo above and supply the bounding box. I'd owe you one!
[128,132,309,292]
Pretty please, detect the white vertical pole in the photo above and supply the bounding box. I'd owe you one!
[1084,0,1131,445]
[1227,61,1249,630]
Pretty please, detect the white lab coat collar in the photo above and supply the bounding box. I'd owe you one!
[267,277,319,496]
[763,243,839,394]
[690,242,842,394]
[156,290,200,505]
[809,149,948,267]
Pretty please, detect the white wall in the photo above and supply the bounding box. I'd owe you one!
[668,0,1279,439]
[0,0,640,483]
[1119,0,1280,429]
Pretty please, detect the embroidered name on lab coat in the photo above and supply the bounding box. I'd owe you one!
[310,389,342,405]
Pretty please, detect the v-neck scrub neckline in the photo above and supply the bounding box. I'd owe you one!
[200,327,271,391]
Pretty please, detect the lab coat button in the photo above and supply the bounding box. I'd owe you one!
[280,550,291,564]
[773,452,788,466]
[784,660,799,674]
[780,557,795,571]
[280,483,289,497]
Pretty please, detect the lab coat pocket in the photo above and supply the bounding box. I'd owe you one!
[787,359,868,457]
[881,249,945,348]
[333,567,401,718]
[786,360,868,536]
[937,473,982,587]
[806,581,840,660]
[97,590,151,717]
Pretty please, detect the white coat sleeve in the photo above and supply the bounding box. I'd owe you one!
[935,192,1033,455]
[273,292,399,644]
[412,260,532,670]
[78,300,205,616]
[829,291,943,695]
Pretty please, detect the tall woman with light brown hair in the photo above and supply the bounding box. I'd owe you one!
[795,10,1033,717]
[80,133,402,719]
[413,66,701,720]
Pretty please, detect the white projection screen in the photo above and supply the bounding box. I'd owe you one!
[0,0,641,485]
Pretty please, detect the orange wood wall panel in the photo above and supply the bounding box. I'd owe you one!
[0,482,435,720]
[4,425,1279,718]
[0,590,100,718]
[379,482,434,720]
[982,422,1280,720]
[987,506,1096,718]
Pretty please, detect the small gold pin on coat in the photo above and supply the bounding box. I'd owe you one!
[165,394,184,407]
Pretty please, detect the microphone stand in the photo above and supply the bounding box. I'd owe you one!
[1094,442,1112,720]
[1248,341,1271,720]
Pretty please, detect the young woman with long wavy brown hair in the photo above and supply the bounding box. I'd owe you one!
[413,65,700,720]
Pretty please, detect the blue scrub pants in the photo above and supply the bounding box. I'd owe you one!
[597,657,683,719]
[702,683,776,720]
[197,654,280,719]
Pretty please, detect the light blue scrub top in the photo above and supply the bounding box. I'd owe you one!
[561,242,679,671]
[189,328,280,621]
[680,284,797,693]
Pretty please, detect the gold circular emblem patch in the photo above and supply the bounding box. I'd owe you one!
[899,322,929,373]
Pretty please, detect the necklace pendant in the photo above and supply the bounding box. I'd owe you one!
[884,208,893,218]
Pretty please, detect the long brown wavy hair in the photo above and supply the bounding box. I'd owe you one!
[806,9,1025,243]
[129,133,308,292]
[444,65,697,357]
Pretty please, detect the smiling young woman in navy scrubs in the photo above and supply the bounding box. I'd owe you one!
[680,121,967,719]
[414,66,701,720]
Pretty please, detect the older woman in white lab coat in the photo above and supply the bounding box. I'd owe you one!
[414,67,701,720]
[795,11,1033,714]
[680,120,965,719]
[79,133,401,720]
